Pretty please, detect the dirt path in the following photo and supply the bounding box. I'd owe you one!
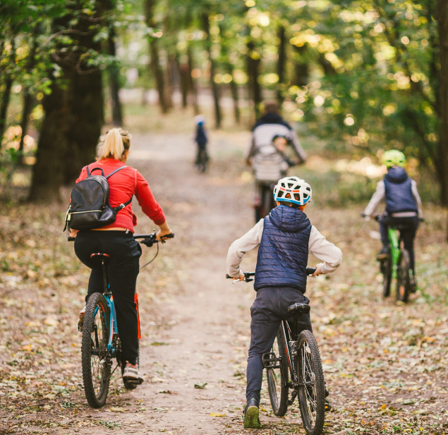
[78,131,260,434]
[1,130,448,435]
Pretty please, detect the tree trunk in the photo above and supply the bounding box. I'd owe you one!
[145,0,167,113]
[227,64,240,124]
[62,4,104,185]
[292,45,309,87]
[187,45,199,114]
[107,24,123,127]
[178,56,189,109]
[437,0,448,238]
[276,25,287,104]
[19,27,40,165]
[247,39,262,120]
[0,38,15,141]
[163,53,174,110]
[63,69,103,185]
[29,78,69,202]
[201,12,222,129]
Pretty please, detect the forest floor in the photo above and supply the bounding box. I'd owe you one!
[0,113,448,434]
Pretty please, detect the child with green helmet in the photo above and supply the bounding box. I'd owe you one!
[363,150,423,290]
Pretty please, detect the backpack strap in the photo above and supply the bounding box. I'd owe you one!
[112,196,132,212]
[106,166,128,179]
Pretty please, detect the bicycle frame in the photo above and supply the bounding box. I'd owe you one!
[388,227,401,279]
[279,321,297,384]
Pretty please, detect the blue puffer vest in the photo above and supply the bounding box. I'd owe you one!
[384,167,417,214]
[254,205,312,293]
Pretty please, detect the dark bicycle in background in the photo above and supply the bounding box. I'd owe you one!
[69,232,173,408]
[227,269,326,435]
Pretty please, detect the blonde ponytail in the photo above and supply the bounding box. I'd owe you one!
[96,128,131,161]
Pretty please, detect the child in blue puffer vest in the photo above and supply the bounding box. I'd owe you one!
[363,150,423,290]
[226,176,343,429]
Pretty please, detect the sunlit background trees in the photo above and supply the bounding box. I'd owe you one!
[1,0,447,219]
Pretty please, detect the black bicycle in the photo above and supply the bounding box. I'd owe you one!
[195,148,209,173]
[70,232,173,408]
[227,269,326,435]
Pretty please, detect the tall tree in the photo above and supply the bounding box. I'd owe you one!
[202,11,222,129]
[29,76,69,202]
[437,0,448,237]
[145,0,167,113]
[276,24,287,104]
[247,38,262,120]
[107,24,123,127]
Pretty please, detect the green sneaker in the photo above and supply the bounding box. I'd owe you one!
[244,398,261,429]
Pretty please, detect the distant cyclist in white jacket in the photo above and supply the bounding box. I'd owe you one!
[246,101,307,221]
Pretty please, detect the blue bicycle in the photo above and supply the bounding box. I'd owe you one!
[79,232,173,408]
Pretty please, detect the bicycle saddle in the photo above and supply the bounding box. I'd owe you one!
[90,253,110,267]
[287,303,310,317]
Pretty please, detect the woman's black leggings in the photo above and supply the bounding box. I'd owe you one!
[75,231,142,365]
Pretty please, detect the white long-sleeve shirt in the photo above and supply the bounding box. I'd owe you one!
[226,219,343,278]
[363,180,423,218]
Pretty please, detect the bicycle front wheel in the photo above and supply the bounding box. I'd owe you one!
[297,331,325,435]
[82,292,111,408]
[396,249,411,303]
[266,328,289,416]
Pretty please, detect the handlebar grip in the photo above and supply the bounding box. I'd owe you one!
[306,267,316,276]
[160,233,175,240]
[67,237,76,242]
[226,274,232,279]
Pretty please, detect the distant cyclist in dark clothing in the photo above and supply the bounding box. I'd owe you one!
[194,115,208,170]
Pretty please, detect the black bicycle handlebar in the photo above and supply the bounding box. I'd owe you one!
[226,267,317,282]
[134,232,174,247]
[67,232,175,245]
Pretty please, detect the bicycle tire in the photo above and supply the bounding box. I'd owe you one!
[262,185,272,218]
[266,328,289,416]
[396,249,411,303]
[381,253,392,298]
[82,292,111,408]
[296,330,325,435]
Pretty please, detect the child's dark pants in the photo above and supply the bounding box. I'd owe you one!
[379,215,419,272]
[246,287,312,405]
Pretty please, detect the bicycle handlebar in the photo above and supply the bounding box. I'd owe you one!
[226,267,317,283]
[67,232,175,246]
[134,232,174,247]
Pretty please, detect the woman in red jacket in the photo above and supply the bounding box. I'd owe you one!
[73,128,172,383]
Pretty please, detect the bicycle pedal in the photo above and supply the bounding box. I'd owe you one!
[123,376,144,385]
[262,352,279,369]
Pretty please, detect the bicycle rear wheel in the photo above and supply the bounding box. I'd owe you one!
[266,328,289,416]
[82,292,111,408]
[380,253,392,298]
[396,249,411,303]
[297,331,325,435]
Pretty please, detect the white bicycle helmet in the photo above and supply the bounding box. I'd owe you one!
[273,176,312,206]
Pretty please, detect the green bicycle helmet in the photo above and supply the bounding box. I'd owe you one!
[381,150,406,168]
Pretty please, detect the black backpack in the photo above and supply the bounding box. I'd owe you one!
[64,166,132,231]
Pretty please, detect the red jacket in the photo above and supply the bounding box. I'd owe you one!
[76,158,165,232]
